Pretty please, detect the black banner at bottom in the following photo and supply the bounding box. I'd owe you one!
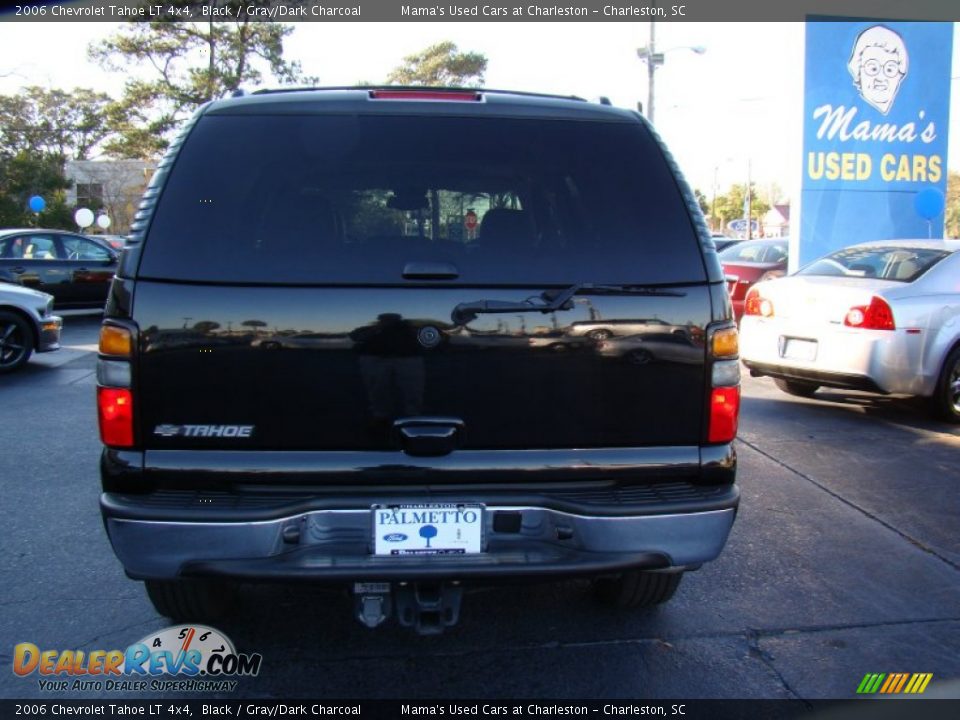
[1,700,960,720]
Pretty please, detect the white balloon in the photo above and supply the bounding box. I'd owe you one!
[74,208,94,228]
[96,214,112,229]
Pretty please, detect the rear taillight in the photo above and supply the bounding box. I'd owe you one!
[98,388,134,447]
[708,387,740,443]
[844,296,895,330]
[707,325,740,444]
[743,287,774,317]
[97,323,135,448]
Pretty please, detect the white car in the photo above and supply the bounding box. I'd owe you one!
[0,282,62,373]
[740,240,960,422]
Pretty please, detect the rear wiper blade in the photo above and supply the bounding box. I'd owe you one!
[451,284,686,325]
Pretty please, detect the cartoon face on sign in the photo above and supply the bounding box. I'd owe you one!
[847,25,909,115]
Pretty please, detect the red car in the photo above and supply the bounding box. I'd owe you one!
[719,238,789,320]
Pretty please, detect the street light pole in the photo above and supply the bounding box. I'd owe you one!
[647,22,657,124]
[636,24,705,126]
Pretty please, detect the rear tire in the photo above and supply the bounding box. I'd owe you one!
[0,311,34,374]
[144,579,238,622]
[930,346,960,423]
[593,570,683,609]
[627,349,653,366]
[773,378,820,397]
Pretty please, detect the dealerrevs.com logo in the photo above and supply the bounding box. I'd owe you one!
[13,625,262,693]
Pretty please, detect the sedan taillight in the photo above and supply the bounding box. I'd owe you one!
[844,296,895,331]
[744,287,774,317]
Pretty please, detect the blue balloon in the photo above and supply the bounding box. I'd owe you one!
[28,195,46,213]
[914,187,945,221]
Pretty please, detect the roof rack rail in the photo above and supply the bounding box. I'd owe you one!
[230,88,247,98]
[597,96,612,106]
[246,85,588,103]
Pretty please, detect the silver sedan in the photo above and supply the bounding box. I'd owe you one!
[739,240,960,422]
[0,282,61,373]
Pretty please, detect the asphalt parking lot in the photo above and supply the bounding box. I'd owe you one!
[1,314,958,702]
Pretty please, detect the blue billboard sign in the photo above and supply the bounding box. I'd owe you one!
[799,21,953,267]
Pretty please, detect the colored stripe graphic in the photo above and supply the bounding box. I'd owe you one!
[856,672,933,694]
[905,673,933,694]
[857,673,886,694]
[879,673,900,693]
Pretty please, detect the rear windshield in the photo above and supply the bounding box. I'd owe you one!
[718,239,788,264]
[798,246,948,283]
[139,113,704,285]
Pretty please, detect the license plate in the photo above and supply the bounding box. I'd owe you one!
[372,503,483,556]
[781,337,818,361]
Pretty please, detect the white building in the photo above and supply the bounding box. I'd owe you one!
[65,159,156,234]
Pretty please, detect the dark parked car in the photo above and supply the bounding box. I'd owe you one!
[0,229,118,309]
[97,87,741,633]
[719,238,789,320]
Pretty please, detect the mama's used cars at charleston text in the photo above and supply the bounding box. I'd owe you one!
[96,87,741,633]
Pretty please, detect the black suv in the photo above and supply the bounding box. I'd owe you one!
[97,88,740,633]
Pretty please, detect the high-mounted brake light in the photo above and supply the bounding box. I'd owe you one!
[844,296,895,330]
[744,288,774,318]
[369,90,481,102]
[98,387,134,447]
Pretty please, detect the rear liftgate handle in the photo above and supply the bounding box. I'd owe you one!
[393,416,465,457]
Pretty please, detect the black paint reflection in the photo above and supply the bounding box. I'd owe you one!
[350,314,426,436]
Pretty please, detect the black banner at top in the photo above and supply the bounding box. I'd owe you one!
[0,0,958,22]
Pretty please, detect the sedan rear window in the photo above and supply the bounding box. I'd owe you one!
[139,114,704,285]
[718,240,788,264]
[798,246,949,282]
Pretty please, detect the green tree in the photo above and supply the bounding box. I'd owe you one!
[90,16,314,158]
[713,183,771,236]
[0,86,111,228]
[0,87,112,168]
[946,171,959,239]
[0,152,72,228]
[693,188,710,218]
[386,41,487,87]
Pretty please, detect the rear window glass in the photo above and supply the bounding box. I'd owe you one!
[798,246,948,282]
[718,240,788,264]
[139,113,704,285]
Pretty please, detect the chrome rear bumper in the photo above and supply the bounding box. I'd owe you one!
[103,501,737,581]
